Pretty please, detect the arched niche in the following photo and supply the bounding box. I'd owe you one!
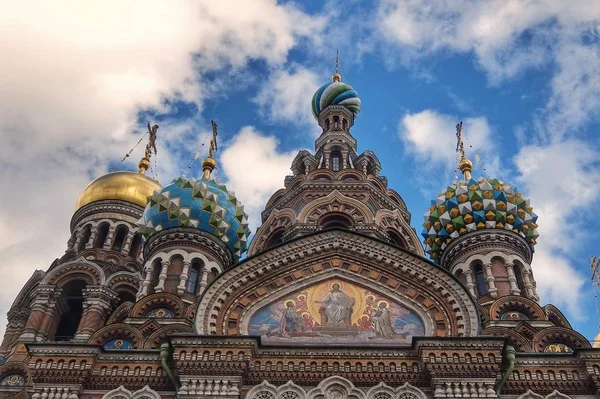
[239,273,433,346]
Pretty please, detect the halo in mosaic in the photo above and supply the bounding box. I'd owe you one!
[422,177,539,262]
[311,80,361,119]
[138,177,250,260]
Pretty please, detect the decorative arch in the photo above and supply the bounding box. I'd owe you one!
[0,361,32,387]
[196,231,479,338]
[88,323,144,348]
[516,391,544,399]
[532,326,591,352]
[544,305,572,329]
[106,302,133,325]
[131,292,185,318]
[143,323,193,349]
[106,271,141,296]
[298,190,373,225]
[101,385,161,399]
[481,326,533,352]
[41,258,105,287]
[375,209,423,255]
[306,376,365,399]
[248,209,296,256]
[366,382,427,399]
[489,295,546,321]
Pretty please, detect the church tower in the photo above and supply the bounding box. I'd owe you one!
[249,70,424,256]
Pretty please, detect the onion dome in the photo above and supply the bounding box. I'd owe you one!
[75,165,161,211]
[311,73,361,119]
[422,177,539,262]
[137,175,251,260]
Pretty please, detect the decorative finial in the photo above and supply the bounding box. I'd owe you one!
[332,50,341,82]
[139,123,158,174]
[202,120,219,179]
[455,121,473,180]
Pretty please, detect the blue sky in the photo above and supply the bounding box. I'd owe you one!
[1,0,599,343]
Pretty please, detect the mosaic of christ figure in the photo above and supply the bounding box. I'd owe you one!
[316,283,355,327]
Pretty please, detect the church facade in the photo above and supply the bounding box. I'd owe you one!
[0,73,598,399]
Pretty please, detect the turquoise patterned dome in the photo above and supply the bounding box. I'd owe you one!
[311,79,361,119]
[138,177,250,260]
[422,177,539,262]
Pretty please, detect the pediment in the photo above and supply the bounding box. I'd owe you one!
[195,230,479,343]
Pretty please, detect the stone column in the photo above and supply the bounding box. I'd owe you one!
[72,230,85,251]
[505,263,521,295]
[178,376,241,399]
[483,263,498,298]
[85,226,99,249]
[0,310,28,353]
[199,267,210,292]
[177,261,192,295]
[324,151,331,169]
[342,150,349,169]
[103,226,116,250]
[522,269,539,302]
[19,285,59,341]
[121,232,135,255]
[74,286,117,342]
[154,260,170,293]
[463,268,476,297]
[66,235,76,251]
[138,262,155,299]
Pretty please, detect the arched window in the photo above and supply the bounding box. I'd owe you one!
[454,269,467,286]
[342,118,348,131]
[112,226,128,251]
[319,213,353,230]
[325,119,330,130]
[54,280,87,341]
[187,260,203,294]
[78,225,92,251]
[474,264,488,296]
[513,263,525,292]
[331,152,341,172]
[95,223,110,248]
[265,228,285,249]
[129,233,143,258]
[117,290,136,306]
[387,230,406,248]
[151,259,162,291]
[333,116,339,129]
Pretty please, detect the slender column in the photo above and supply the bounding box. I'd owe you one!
[324,151,331,169]
[19,285,58,341]
[154,261,170,293]
[522,269,539,302]
[66,235,76,251]
[463,268,476,297]
[102,226,116,250]
[199,267,210,292]
[121,232,134,255]
[177,261,192,295]
[72,230,85,251]
[74,286,117,342]
[342,150,349,169]
[506,263,521,295]
[85,227,99,249]
[138,262,154,299]
[483,263,498,298]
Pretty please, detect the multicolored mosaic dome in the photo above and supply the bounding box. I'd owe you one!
[138,177,250,260]
[311,79,361,119]
[422,177,539,262]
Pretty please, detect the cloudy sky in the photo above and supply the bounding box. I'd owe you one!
[1,0,599,342]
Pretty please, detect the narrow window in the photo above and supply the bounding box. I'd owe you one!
[129,233,142,258]
[333,116,339,129]
[342,119,348,130]
[78,225,91,251]
[54,280,86,341]
[95,223,110,248]
[187,260,202,294]
[332,153,341,172]
[474,264,488,296]
[112,226,128,251]
[325,119,330,130]
[514,263,525,291]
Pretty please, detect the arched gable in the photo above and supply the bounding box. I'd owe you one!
[196,230,479,342]
[298,190,374,225]
[41,257,105,286]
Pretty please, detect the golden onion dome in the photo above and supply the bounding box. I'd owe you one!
[74,171,161,211]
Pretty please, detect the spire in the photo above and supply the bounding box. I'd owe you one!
[202,120,219,179]
[138,123,158,174]
[332,50,341,82]
[455,121,473,180]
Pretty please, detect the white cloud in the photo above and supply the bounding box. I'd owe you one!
[399,109,499,177]
[514,140,600,318]
[219,127,299,231]
[0,0,321,338]
[253,66,321,135]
